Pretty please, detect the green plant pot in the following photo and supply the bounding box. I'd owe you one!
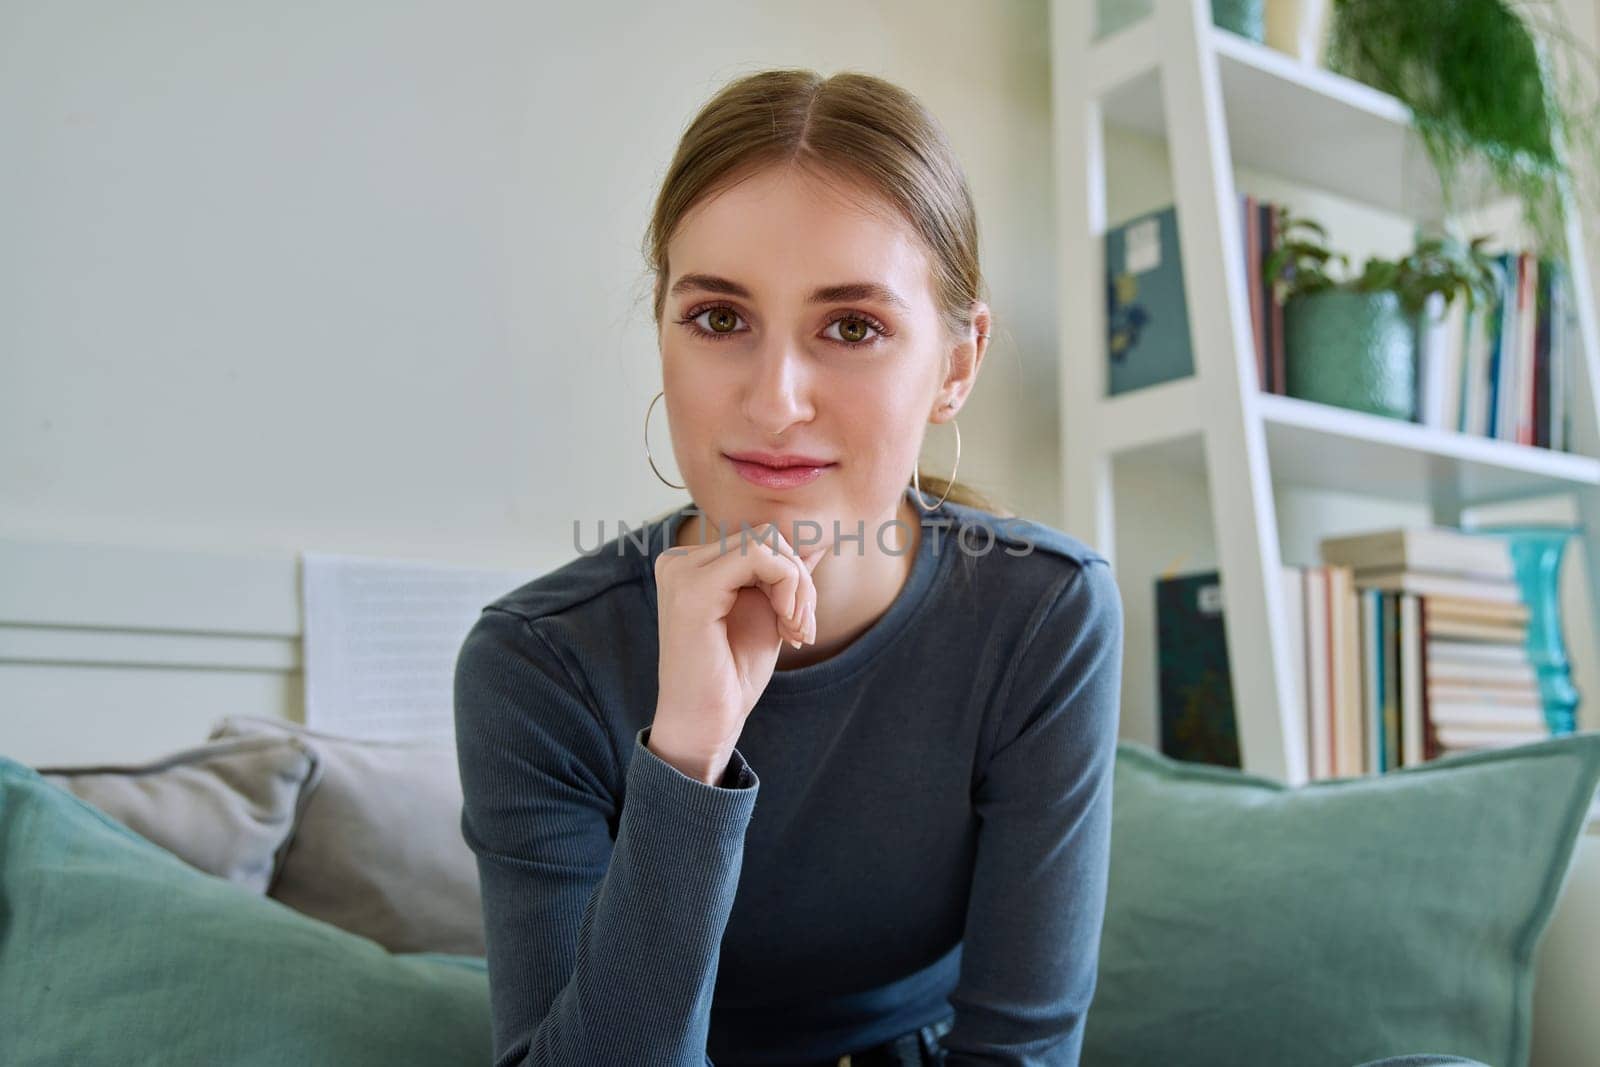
[1096,1,1265,43]
[1212,0,1265,40]
[1283,289,1416,420]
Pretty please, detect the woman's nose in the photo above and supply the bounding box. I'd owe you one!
[742,341,814,435]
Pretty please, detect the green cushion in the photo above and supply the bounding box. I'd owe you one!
[1085,732,1600,1067]
[0,755,492,1066]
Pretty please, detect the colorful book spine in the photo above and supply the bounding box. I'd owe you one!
[1534,257,1553,449]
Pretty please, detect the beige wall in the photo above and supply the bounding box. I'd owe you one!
[0,0,1062,577]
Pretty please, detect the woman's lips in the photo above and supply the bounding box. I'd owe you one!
[726,456,834,489]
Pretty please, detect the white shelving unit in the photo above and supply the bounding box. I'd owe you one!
[1049,0,1600,785]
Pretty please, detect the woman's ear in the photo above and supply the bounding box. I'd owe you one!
[936,303,990,420]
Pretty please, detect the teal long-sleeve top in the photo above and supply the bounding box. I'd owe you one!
[452,487,1124,1066]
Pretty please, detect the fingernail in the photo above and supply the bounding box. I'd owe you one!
[789,638,802,650]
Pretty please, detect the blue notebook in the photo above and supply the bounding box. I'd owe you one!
[1106,204,1196,396]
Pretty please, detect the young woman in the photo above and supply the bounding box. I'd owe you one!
[454,69,1124,1067]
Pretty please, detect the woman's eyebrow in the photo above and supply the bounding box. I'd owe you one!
[669,273,911,312]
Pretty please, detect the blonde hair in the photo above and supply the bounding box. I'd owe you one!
[642,68,1006,517]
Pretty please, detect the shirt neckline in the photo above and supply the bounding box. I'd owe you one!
[640,485,951,697]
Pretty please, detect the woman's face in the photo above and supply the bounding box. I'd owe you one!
[658,164,980,548]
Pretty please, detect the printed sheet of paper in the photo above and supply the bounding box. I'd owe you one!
[300,551,539,743]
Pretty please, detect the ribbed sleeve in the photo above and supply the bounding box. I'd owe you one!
[453,607,759,1067]
[941,559,1124,1066]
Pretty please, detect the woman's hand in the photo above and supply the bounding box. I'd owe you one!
[649,523,826,784]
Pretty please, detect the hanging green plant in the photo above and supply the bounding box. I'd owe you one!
[1324,0,1600,257]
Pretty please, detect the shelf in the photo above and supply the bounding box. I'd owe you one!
[1099,378,1204,453]
[1059,0,1600,787]
[1095,26,1494,220]
[1257,393,1600,504]
[1102,389,1600,507]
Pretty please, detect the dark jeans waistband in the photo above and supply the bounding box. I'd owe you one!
[805,1015,954,1067]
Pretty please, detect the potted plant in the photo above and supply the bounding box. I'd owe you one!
[1263,207,1498,420]
[1097,1,1265,43]
[1212,0,1266,40]
[1324,0,1600,257]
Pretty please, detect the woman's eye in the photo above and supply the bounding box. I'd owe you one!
[698,307,742,336]
[823,315,886,347]
[677,305,886,348]
[677,306,746,341]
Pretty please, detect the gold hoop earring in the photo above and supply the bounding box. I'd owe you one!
[910,410,961,512]
[644,389,686,490]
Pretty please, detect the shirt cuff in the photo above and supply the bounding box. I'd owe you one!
[631,725,760,832]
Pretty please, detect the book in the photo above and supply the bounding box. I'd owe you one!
[1350,568,1521,604]
[1429,684,1542,707]
[1465,296,1493,437]
[1419,600,1442,761]
[1400,594,1425,767]
[1534,257,1552,449]
[1305,566,1332,779]
[1334,566,1363,776]
[1436,290,1468,432]
[1422,614,1527,643]
[1425,658,1538,687]
[1427,638,1530,663]
[1456,298,1478,434]
[1553,259,1573,450]
[1436,724,1549,749]
[1416,291,1450,431]
[1381,593,1400,772]
[1420,595,1530,624]
[1107,205,1195,396]
[1282,563,1306,736]
[1518,254,1539,446]
[1260,198,1286,395]
[1429,705,1547,728]
[1318,526,1513,581]
[1485,253,1508,439]
[1361,589,1382,774]
[1155,570,1240,767]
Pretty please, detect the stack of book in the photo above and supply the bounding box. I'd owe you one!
[1415,251,1575,450]
[1320,526,1545,771]
[1153,526,1547,778]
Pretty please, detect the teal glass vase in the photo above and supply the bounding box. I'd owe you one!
[1463,523,1583,735]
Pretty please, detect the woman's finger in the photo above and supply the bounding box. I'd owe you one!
[752,525,812,634]
[664,528,796,628]
[800,547,826,641]
[699,525,804,637]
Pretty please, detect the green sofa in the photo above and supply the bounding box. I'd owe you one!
[4,720,1596,1066]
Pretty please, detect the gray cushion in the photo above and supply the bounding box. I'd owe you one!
[37,734,318,894]
[208,715,484,956]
